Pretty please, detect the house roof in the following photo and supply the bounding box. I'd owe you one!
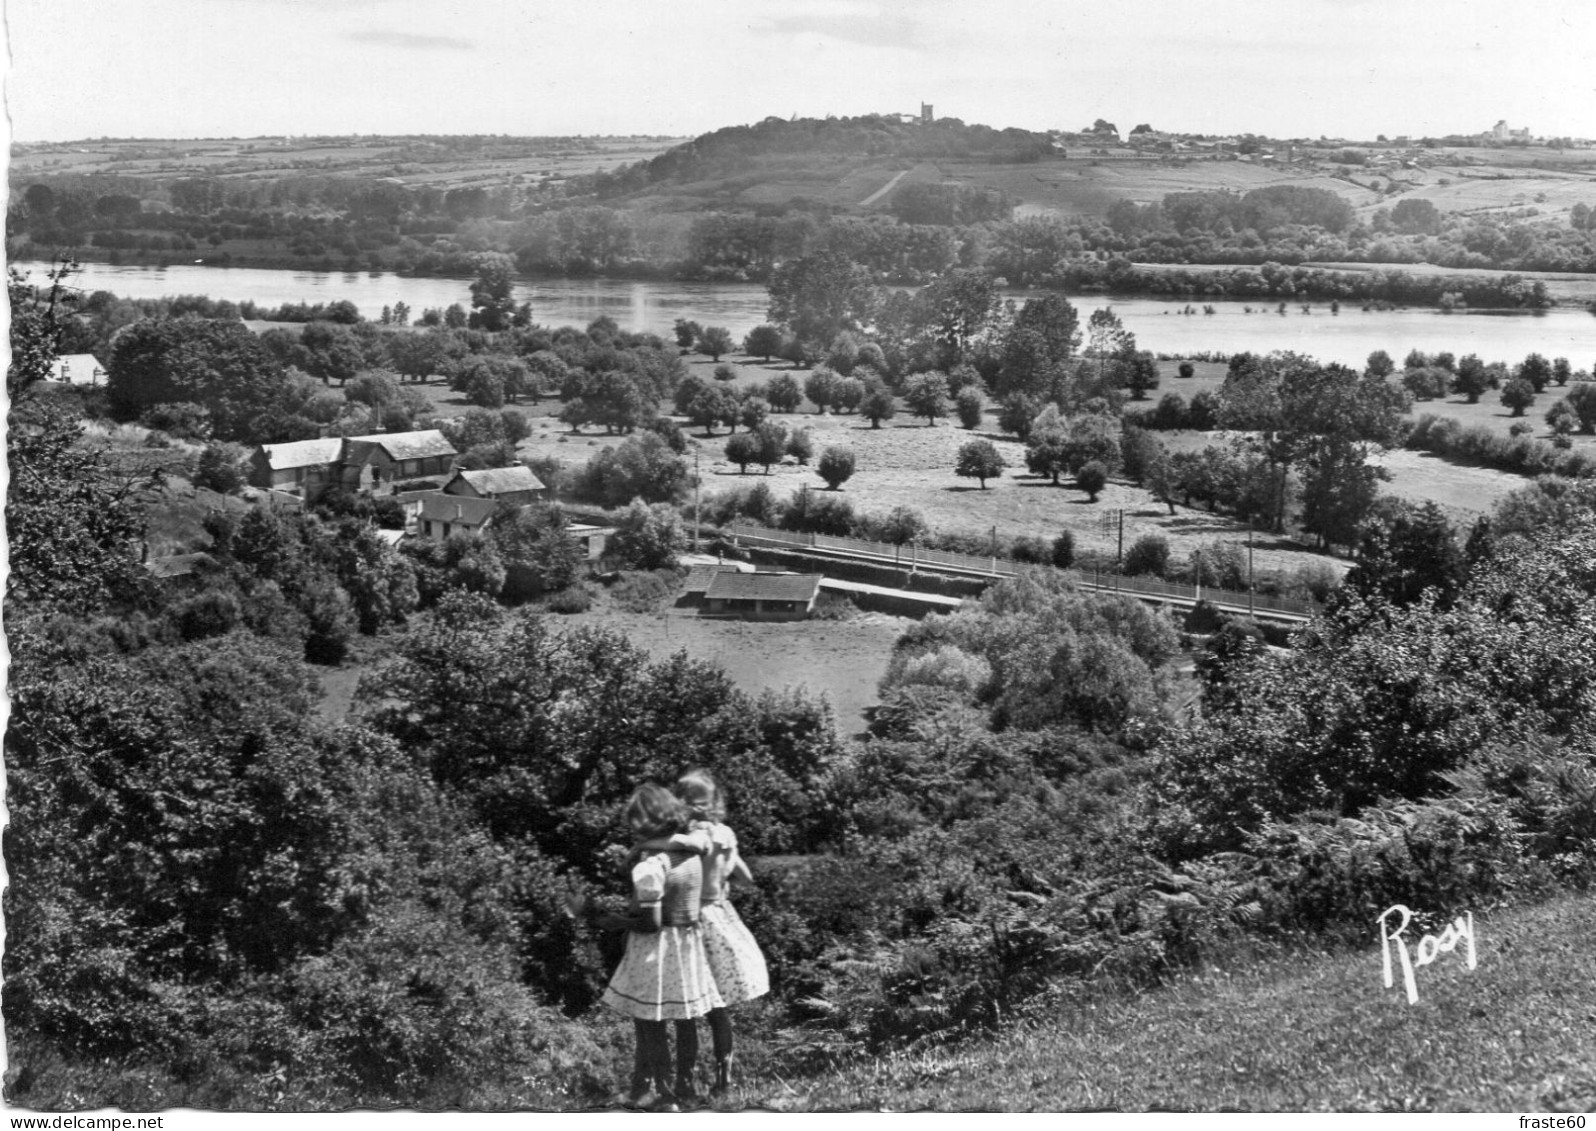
[48,354,106,384]
[682,563,745,595]
[448,465,545,497]
[417,492,498,526]
[257,437,344,471]
[346,429,457,461]
[704,572,823,603]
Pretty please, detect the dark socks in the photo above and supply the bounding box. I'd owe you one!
[673,1019,701,1098]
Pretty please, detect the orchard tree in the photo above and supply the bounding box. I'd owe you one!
[1024,405,1070,484]
[725,431,759,473]
[817,446,856,490]
[803,367,841,414]
[752,421,789,473]
[860,380,898,429]
[1452,353,1491,403]
[744,324,784,361]
[1076,460,1108,502]
[1517,353,1552,393]
[904,372,950,425]
[956,386,985,429]
[955,439,1006,489]
[1501,377,1536,417]
[766,373,803,413]
[696,326,735,362]
[786,428,815,465]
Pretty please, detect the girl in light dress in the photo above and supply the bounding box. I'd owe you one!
[670,768,769,1096]
[586,782,722,1111]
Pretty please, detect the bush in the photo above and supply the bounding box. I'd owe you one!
[610,570,680,613]
[955,387,985,429]
[1124,533,1170,578]
[540,585,593,614]
[1076,460,1108,502]
[817,446,856,490]
[1051,530,1076,568]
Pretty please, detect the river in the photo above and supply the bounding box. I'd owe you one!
[23,261,1596,370]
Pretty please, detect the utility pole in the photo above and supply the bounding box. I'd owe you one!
[1248,520,1255,617]
[692,447,701,552]
[1116,509,1125,591]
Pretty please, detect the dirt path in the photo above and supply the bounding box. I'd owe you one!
[858,168,909,208]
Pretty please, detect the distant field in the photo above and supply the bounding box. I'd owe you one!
[9,135,688,189]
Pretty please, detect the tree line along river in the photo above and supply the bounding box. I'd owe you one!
[28,261,1596,370]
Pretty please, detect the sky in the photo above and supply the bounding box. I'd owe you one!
[4,0,1595,143]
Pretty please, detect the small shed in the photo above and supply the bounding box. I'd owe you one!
[417,492,498,540]
[703,572,824,621]
[442,465,546,507]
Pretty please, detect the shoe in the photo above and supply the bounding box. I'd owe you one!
[710,1056,732,1097]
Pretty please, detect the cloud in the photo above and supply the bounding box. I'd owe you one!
[761,7,929,51]
[343,29,474,51]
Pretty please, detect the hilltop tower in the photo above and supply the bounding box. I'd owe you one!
[921,102,933,124]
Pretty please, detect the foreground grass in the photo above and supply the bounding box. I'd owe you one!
[715,894,1595,1113]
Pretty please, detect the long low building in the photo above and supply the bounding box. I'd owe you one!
[702,571,824,621]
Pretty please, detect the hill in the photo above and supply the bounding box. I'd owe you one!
[723,893,1596,1112]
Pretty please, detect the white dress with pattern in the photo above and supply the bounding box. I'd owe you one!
[600,851,724,1021]
[695,822,770,1006]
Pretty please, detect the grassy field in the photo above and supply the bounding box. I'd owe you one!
[676,892,1596,1113]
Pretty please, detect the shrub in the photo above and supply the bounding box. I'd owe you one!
[817,446,856,490]
[1051,530,1076,568]
[541,585,594,614]
[1076,460,1108,502]
[1124,533,1170,578]
[610,570,680,613]
[955,387,985,429]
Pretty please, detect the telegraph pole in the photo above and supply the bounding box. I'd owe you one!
[1248,520,1256,616]
[1116,508,1125,591]
[692,447,701,552]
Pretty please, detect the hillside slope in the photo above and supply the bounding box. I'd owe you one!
[736,894,1596,1112]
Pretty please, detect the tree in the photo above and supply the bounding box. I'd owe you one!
[386,329,460,383]
[577,433,687,506]
[1562,383,1596,433]
[1124,532,1169,576]
[1500,377,1536,417]
[904,372,950,426]
[997,393,1042,440]
[1452,353,1491,403]
[1076,460,1108,502]
[995,293,1080,399]
[107,315,290,441]
[468,253,522,331]
[915,268,1001,368]
[803,368,841,414]
[817,446,856,490]
[1552,357,1573,387]
[1125,352,1160,400]
[786,428,815,465]
[194,442,248,493]
[1051,530,1076,568]
[767,250,879,347]
[1365,350,1394,377]
[673,319,703,349]
[1062,413,1122,477]
[752,421,789,473]
[955,440,1006,489]
[489,504,582,594]
[1146,450,1178,515]
[744,324,784,361]
[688,386,738,435]
[956,386,985,430]
[696,325,735,361]
[766,373,803,413]
[725,431,759,473]
[1517,353,1552,393]
[737,395,771,432]
[860,380,898,429]
[1024,405,1070,484]
[608,500,684,569]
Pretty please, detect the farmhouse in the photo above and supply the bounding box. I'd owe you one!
[702,571,823,621]
[679,562,748,606]
[442,465,546,507]
[417,493,497,540]
[249,430,457,500]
